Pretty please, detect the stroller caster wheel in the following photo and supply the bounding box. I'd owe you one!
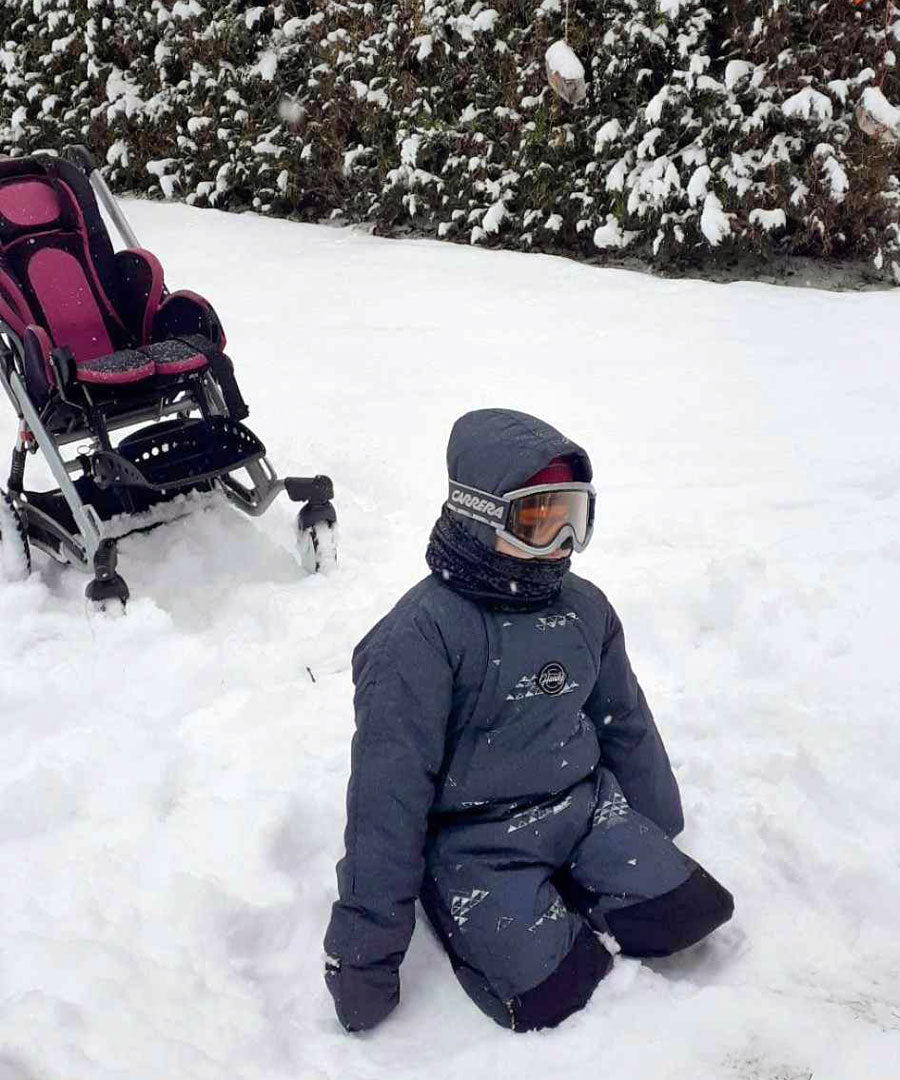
[297,499,337,574]
[85,573,130,613]
[86,539,129,611]
[298,520,338,574]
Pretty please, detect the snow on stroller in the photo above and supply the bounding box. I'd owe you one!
[0,146,336,609]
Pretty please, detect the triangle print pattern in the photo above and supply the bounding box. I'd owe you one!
[536,612,579,632]
[593,791,629,829]
[450,887,490,928]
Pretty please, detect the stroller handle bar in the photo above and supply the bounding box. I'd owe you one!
[61,144,141,250]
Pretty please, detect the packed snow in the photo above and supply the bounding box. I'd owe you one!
[724,60,754,91]
[782,87,834,123]
[748,208,787,233]
[860,86,900,136]
[545,40,585,81]
[700,191,731,245]
[2,202,900,1080]
[592,215,637,250]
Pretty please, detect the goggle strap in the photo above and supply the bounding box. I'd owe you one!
[446,481,510,529]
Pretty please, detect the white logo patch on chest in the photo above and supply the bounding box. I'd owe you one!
[538,662,567,695]
[506,662,579,701]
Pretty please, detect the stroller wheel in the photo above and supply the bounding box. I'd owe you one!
[0,489,31,582]
[85,573,130,615]
[85,539,130,613]
[297,520,338,574]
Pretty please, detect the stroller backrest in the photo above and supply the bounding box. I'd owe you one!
[0,156,127,363]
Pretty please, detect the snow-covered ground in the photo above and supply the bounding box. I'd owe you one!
[2,202,899,1080]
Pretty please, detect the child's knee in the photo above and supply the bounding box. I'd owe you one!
[605,866,734,958]
[456,924,613,1032]
[509,925,613,1032]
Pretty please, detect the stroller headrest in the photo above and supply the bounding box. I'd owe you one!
[0,158,70,246]
[0,157,116,258]
[0,177,62,233]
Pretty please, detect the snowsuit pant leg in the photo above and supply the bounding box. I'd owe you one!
[558,768,733,956]
[421,772,732,1031]
[421,780,612,1031]
[420,869,614,1031]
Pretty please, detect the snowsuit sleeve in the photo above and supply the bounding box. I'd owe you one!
[584,606,684,838]
[324,604,453,1031]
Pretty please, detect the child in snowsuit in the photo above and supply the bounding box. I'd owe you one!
[324,409,733,1032]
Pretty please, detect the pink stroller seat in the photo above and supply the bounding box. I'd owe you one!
[0,158,219,391]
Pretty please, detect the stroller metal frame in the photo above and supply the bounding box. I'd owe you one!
[0,145,336,605]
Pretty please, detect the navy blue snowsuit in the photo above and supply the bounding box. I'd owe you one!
[325,410,733,1032]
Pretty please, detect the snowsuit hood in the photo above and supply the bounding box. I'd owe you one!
[446,409,592,548]
[447,408,592,493]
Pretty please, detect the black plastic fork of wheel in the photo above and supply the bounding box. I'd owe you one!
[84,538,129,607]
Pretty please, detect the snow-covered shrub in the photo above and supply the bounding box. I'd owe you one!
[1,0,898,278]
[300,0,723,257]
[0,0,324,213]
[717,0,900,276]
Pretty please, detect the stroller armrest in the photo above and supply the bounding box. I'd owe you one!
[114,248,166,345]
[22,324,57,406]
[152,290,226,351]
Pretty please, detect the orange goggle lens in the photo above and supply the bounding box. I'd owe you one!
[505,489,592,548]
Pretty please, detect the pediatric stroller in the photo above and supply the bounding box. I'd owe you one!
[0,146,336,609]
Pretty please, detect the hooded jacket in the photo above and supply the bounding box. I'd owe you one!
[324,409,683,1030]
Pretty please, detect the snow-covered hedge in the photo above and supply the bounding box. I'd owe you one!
[2,1,899,278]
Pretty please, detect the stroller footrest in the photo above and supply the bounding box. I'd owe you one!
[93,417,265,491]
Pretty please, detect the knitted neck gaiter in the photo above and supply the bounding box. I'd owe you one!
[426,509,570,610]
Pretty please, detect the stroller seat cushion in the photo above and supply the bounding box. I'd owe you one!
[147,338,209,376]
[74,338,209,385]
[76,348,156,385]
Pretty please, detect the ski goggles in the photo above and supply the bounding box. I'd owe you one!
[446,479,596,556]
